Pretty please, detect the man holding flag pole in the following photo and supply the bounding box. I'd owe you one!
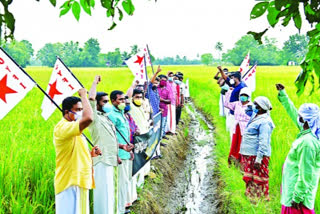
[88,75,119,214]
[54,88,102,214]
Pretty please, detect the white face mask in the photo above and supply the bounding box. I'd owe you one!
[229,79,235,85]
[74,111,83,121]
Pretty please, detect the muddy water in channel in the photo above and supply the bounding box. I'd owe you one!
[165,103,219,214]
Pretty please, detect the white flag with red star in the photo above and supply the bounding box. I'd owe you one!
[125,47,151,83]
[0,49,36,120]
[243,64,257,92]
[41,58,82,120]
[239,52,250,74]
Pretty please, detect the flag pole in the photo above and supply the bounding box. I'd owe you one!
[242,61,258,79]
[0,47,94,147]
[57,57,131,145]
[57,57,85,88]
[146,44,155,75]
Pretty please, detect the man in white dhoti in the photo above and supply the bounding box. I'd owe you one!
[54,89,101,214]
[88,76,119,214]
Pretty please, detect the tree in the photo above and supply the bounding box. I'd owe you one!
[80,38,101,67]
[130,45,140,56]
[61,41,82,67]
[282,33,308,64]
[222,35,283,66]
[37,43,63,67]
[104,48,123,67]
[2,40,34,68]
[201,53,213,66]
[215,42,223,62]
[249,0,320,95]
[222,35,259,65]
[0,0,155,41]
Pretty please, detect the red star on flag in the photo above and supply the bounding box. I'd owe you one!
[134,55,144,65]
[48,80,62,100]
[0,74,18,103]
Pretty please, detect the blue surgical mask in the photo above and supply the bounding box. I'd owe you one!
[168,77,173,82]
[245,105,253,117]
[124,105,131,113]
[240,96,248,102]
[102,103,113,113]
[174,80,181,85]
[252,105,259,113]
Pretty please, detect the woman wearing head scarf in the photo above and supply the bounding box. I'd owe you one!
[276,83,320,214]
[224,87,252,166]
[240,96,275,202]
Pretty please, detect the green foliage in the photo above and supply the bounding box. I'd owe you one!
[0,0,154,42]
[222,34,308,66]
[201,53,213,65]
[80,38,101,67]
[283,33,308,64]
[185,65,320,213]
[154,55,201,65]
[36,43,63,67]
[249,0,320,95]
[2,40,34,68]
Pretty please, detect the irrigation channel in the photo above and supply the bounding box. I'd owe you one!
[165,103,220,213]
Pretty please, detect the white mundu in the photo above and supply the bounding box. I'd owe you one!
[55,186,89,214]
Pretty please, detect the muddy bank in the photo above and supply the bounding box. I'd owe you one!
[132,104,221,214]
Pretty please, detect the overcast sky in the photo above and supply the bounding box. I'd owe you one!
[11,0,310,58]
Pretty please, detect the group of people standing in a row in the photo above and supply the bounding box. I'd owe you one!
[53,66,190,214]
[215,66,320,213]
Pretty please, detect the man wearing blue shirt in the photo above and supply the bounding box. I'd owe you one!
[108,90,133,214]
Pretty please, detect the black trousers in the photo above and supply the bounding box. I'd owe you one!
[176,106,182,125]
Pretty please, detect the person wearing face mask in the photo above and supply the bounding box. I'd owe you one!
[224,87,252,166]
[276,84,320,214]
[174,74,182,125]
[218,66,247,140]
[107,90,133,214]
[147,66,161,116]
[165,71,177,135]
[54,88,102,214]
[123,96,140,209]
[128,89,152,187]
[158,75,172,140]
[214,68,230,117]
[239,96,274,202]
[87,76,120,214]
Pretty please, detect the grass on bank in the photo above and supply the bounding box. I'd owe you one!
[182,65,320,213]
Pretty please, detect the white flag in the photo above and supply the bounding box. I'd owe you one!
[143,46,152,66]
[125,51,148,83]
[239,52,250,74]
[41,58,82,120]
[243,64,257,92]
[0,48,35,120]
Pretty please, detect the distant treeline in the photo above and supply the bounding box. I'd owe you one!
[1,33,307,68]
